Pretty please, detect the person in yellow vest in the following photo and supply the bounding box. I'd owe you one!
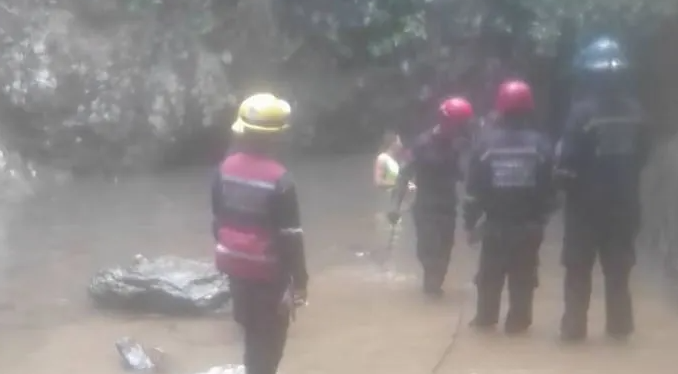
[374,131,404,188]
[373,131,414,259]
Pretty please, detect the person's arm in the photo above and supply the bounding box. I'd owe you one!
[556,110,580,171]
[390,157,415,213]
[210,169,222,241]
[555,103,588,189]
[537,136,557,221]
[463,143,485,231]
[275,174,309,291]
[454,131,473,182]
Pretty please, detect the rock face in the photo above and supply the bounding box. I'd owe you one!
[0,0,232,172]
[0,0,673,171]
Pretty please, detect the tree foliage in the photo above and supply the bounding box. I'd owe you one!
[285,0,675,62]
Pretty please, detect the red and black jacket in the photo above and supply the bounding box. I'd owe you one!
[211,151,308,289]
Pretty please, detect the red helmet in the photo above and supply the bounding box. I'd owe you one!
[495,80,534,114]
[438,97,474,129]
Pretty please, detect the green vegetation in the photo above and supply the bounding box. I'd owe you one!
[324,0,675,61]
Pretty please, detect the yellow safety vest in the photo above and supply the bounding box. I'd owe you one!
[377,153,400,187]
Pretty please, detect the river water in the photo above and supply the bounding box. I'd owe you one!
[0,152,377,314]
[1,153,678,374]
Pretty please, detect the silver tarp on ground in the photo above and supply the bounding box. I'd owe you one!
[115,337,165,372]
[88,255,230,315]
[192,365,247,374]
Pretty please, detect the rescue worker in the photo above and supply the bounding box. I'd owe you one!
[212,93,309,373]
[388,97,474,297]
[556,37,647,342]
[464,80,555,334]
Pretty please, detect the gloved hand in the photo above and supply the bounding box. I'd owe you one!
[387,211,401,225]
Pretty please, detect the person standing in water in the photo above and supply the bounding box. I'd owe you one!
[212,93,309,374]
[373,132,413,258]
[374,131,405,189]
[464,80,555,334]
[556,37,648,342]
[389,97,474,297]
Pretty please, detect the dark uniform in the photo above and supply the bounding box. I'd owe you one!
[212,94,308,374]
[464,80,555,334]
[390,97,474,297]
[557,37,648,341]
[557,97,646,341]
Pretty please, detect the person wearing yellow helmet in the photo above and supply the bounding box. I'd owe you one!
[212,93,308,374]
[231,93,291,135]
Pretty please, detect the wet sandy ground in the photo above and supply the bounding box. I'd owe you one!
[1,154,678,374]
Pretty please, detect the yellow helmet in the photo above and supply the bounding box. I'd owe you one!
[231,93,291,134]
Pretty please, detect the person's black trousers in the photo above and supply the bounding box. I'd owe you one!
[561,210,635,340]
[473,223,543,333]
[230,279,290,374]
[412,205,456,293]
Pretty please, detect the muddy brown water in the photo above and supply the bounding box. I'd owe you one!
[0,153,677,374]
